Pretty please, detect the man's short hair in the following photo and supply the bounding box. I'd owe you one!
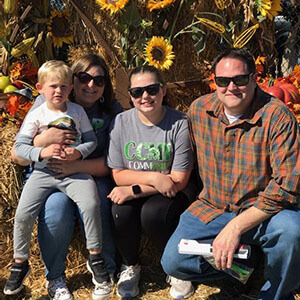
[212,48,256,74]
[38,60,73,86]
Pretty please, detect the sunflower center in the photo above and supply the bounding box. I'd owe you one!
[151,47,165,62]
[51,16,71,37]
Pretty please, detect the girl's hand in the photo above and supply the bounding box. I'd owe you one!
[108,186,135,205]
[152,173,178,198]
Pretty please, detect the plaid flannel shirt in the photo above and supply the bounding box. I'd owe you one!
[187,87,300,224]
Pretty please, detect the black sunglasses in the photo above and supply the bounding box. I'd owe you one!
[215,73,252,87]
[128,83,163,99]
[75,72,106,87]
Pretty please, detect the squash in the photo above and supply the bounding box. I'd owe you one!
[266,83,299,104]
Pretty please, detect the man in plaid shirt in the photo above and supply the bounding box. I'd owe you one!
[161,48,300,300]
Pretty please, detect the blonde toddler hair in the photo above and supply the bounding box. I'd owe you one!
[38,60,73,86]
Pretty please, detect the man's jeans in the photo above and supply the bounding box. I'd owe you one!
[161,209,300,300]
[38,175,116,280]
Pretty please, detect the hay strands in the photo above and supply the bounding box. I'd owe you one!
[69,0,122,68]
[167,78,206,89]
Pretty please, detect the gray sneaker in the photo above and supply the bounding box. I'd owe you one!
[92,280,113,300]
[47,277,73,300]
[167,276,194,299]
[117,264,141,298]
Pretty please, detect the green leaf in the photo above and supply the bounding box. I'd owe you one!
[257,15,266,22]
[0,38,10,51]
[192,30,206,55]
[119,1,142,29]
[141,19,153,30]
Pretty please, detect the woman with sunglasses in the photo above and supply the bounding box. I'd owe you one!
[107,65,196,298]
[11,54,122,300]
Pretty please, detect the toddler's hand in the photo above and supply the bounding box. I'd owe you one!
[40,144,64,160]
[62,146,81,161]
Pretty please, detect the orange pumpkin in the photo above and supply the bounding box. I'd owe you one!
[266,83,299,104]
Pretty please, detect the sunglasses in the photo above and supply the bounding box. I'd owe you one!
[215,73,252,87]
[75,72,106,87]
[128,83,163,99]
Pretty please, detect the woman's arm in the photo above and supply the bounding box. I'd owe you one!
[108,184,158,205]
[169,170,192,191]
[108,170,191,205]
[112,169,178,196]
[47,156,110,177]
[112,168,191,197]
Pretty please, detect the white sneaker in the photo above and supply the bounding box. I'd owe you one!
[92,280,113,300]
[47,277,73,300]
[117,264,141,298]
[167,276,194,299]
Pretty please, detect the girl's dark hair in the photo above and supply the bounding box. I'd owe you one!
[128,65,169,106]
[71,53,115,115]
[212,48,256,74]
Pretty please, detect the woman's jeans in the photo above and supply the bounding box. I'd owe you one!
[161,209,300,300]
[38,175,116,280]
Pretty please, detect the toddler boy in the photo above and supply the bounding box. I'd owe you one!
[4,60,109,295]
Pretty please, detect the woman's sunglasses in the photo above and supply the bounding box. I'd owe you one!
[215,73,252,87]
[75,72,106,87]
[128,83,163,99]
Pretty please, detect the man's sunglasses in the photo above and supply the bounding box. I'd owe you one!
[215,73,252,87]
[75,72,106,87]
[128,83,163,98]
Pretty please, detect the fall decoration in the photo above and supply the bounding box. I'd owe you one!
[196,17,225,34]
[233,24,260,48]
[96,0,129,14]
[256,0,282,21]
[144,36,175,71]
[147,0,176,12]
[48,9,74,48]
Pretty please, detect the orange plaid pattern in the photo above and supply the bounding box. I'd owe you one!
[187,88,300,224]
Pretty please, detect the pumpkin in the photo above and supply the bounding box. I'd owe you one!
[266,83,299,104]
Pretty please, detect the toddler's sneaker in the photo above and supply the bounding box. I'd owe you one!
[92,281,113,300]
[117,264,141,298]
[87,253,112,300]
[167,275,194,299]
[4,260,30,295]
[47,277,73,300]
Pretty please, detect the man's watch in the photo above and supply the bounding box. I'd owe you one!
[132,185,142,195]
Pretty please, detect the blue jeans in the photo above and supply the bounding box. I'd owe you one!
[38,175,116,280]
[161,209,300,300]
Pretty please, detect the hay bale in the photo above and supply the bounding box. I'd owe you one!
[0,122,299,299]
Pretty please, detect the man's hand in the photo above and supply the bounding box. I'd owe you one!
[212,223,241,270]
[212,207,270,270]
[108,186,135,205]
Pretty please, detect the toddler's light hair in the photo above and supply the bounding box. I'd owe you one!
[38,60,73,86]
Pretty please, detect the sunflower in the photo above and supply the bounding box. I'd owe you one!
[96,0,129,14]
[47,9,73,48]
[144,36,175,71]
[256,0,282,20]
[147,0,176,11]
